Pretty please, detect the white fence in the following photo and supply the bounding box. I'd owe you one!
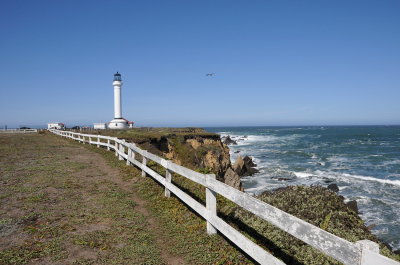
[0,129,38,133]
[50,129,400,265]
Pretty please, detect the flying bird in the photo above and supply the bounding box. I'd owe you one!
[206,73,216,76]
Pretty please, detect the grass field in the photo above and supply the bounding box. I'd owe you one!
[0,133,251,264]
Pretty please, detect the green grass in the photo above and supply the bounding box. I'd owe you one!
[87,127,219,143]
[84,140,254,265]
[0,134,163,264]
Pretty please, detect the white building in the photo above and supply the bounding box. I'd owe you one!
[47,122,65,130]
[93,123,107,130]
[108,72,134,129]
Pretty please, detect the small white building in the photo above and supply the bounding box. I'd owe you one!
[47,122,65,130]
[93,123,107,130]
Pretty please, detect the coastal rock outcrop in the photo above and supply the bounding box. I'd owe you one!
[346,200,359,214]
[327,183,339,193]
[225,185,400,264]
[223,168,243,191]
[124,128,242,190]
[233,155,259,176]
[165,136,231,181]
[222,136,237,145]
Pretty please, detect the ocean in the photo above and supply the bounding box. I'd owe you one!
[206,126,400,251]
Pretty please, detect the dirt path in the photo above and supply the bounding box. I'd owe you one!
[71,146,185,265]
[0,133,184,265]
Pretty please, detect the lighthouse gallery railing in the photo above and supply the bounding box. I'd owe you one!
[50,129,399,265]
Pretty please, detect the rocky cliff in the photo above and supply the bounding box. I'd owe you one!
[98,127,243,189]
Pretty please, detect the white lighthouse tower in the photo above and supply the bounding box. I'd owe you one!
[108,72,128,129]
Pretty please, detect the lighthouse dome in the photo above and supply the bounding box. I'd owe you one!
[113,72,122,81]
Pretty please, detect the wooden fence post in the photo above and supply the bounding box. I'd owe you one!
[107,139,110,151]
[89,136,92,144]
[115,141,118,157]
[97,136,100,147]
[165,167,172,197]
[131,147,136,164]
[127,148,132,165]
[119,141,124,160]
[141,151,147,177]
[82,135,85,144]
[206,174,217,235]
[355,240,380,265]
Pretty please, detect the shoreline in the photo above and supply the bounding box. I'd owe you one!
[216,128,400,253]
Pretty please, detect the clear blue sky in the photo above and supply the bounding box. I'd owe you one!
[1,0,399,128]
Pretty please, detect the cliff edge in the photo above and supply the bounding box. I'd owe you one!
[96,127,243,189]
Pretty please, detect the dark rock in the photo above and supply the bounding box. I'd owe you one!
[223,136,237,145]
[327,183,339,193]
[223,167,243,191]
[394,249,400,255]
[346,200,358,214]
[277,177,293,181]
[323,179,334,183]
[243,156,257,167]
[234,150,240,153]
[233,155,259,176]
[272,171,296,181]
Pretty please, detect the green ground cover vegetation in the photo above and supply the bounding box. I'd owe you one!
[2,132,399,264]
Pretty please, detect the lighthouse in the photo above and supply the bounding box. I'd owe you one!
[108,72,129,129]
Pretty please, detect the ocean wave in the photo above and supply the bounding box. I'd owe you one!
[382,159,400,166]
[287,169,400,187]
[293,172,314,178]
[304,169,400,187]
[340,173,400,186]
[219,132,305,146]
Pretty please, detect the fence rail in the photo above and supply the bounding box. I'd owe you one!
[50,129,399,265]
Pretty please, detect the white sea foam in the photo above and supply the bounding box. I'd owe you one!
[308,170,400,187]
[293,172,314,178]
[219,132,303,146]
[340,173,400,186]
[327,156,351,163]
[382,159,400,166]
